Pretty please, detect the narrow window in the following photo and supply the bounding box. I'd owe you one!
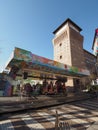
[60,55,62,59]
[59,43,62,46]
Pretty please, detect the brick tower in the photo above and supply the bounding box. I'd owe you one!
[52,18,86,86]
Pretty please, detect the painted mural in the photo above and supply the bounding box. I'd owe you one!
[94,29,98,56]
[7,47,90,76]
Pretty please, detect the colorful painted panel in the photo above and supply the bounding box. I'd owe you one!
[7,47,90,76]
[94,29,98,56]
[14,47,32,62]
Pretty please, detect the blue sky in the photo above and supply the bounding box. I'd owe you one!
[0,0,98,72]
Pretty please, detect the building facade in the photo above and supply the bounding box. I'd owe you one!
[52,18,96,87]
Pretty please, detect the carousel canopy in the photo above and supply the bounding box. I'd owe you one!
[5,47,90,79]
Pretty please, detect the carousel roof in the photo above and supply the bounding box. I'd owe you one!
[5,47,90,79]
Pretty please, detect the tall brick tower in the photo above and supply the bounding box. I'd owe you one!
[52,18,86,86]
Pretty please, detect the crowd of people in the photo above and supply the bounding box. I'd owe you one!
[42,80,67,95]
[15,80,67,97]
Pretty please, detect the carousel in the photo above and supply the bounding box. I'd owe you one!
[3,47,90,96]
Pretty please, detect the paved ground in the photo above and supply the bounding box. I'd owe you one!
[0,92,94,114]
[0,98,98,130]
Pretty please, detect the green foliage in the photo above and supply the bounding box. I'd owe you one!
[89,73,96,81]
[87,84,98,92]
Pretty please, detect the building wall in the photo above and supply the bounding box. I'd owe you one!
[52,22,86,69]
[84,50,96,74]
[52,19,96,88]
[52,25,72,66]
[69,27,86,69]
[52,21,86,87]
